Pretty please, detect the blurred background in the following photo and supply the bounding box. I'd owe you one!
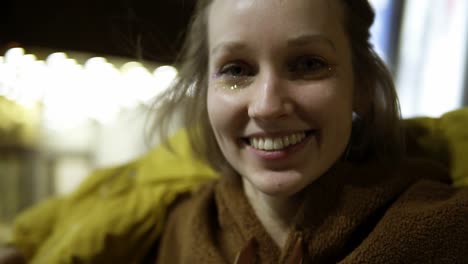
[0,0,467,241]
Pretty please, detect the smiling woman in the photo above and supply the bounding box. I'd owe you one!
[151,0,468,263]
[207,0,355,201]
[2,0,468,263]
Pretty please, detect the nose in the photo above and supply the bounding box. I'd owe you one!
[247,71,293,120]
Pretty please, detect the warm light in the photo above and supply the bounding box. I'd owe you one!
[15,59,47,108]
[82,58,121,123]
[153,66,178,95]
[1,47,177,129]
[20,54,37,65]
[84,57,108,69]
[46,52,68,67]
[4,47,25,64]
[120,61,144,73]
[121,62,155,105]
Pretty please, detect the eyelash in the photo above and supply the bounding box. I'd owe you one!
[288,56,333,78]
[218,62,255,78]
[216,56,334,81]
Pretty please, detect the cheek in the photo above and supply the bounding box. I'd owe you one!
[207,86,245,139]
[295,81,353,119]
[296,82,354,149]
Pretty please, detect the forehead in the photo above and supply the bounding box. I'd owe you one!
[207,0,346,48]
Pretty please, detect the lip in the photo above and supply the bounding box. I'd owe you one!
[243,130,316,161]
[244,130,313,138]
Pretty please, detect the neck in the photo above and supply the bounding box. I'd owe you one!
[242,179,302,248]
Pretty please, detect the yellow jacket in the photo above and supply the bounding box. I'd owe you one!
[8,108,468,263]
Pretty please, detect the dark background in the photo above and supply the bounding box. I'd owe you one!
[0,0,196,64]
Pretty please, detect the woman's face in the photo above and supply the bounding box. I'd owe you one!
[207,0,354,196]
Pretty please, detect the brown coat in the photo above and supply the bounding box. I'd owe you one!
[156,158,468,264]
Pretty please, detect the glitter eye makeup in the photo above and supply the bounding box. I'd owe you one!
[214,77,254,91]
[226,84,239,90]
[212,62,256,91]
[211,49,337,92]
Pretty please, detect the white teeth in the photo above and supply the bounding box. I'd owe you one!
[291,134,297,144]
[273,138,284,149]
[264,138,273,150]
[248,132,308,151]
[252,138,258,147]
[258,138,265,149]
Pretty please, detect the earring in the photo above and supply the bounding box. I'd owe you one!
[352,111,362,122]
[343,111,364,162]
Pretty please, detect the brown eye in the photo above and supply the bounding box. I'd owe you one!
[289,56,333,79]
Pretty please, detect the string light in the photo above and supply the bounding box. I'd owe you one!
[0,47,178,129]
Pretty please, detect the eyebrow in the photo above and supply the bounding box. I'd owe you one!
[211,42,249,56]
[210,34,336,56]
[287,34,336,51]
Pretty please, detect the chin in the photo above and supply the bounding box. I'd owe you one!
[245,170,315,197]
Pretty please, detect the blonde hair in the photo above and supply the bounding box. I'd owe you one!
[152,0,403,173]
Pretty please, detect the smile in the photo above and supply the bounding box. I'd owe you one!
[246,131,314,151]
